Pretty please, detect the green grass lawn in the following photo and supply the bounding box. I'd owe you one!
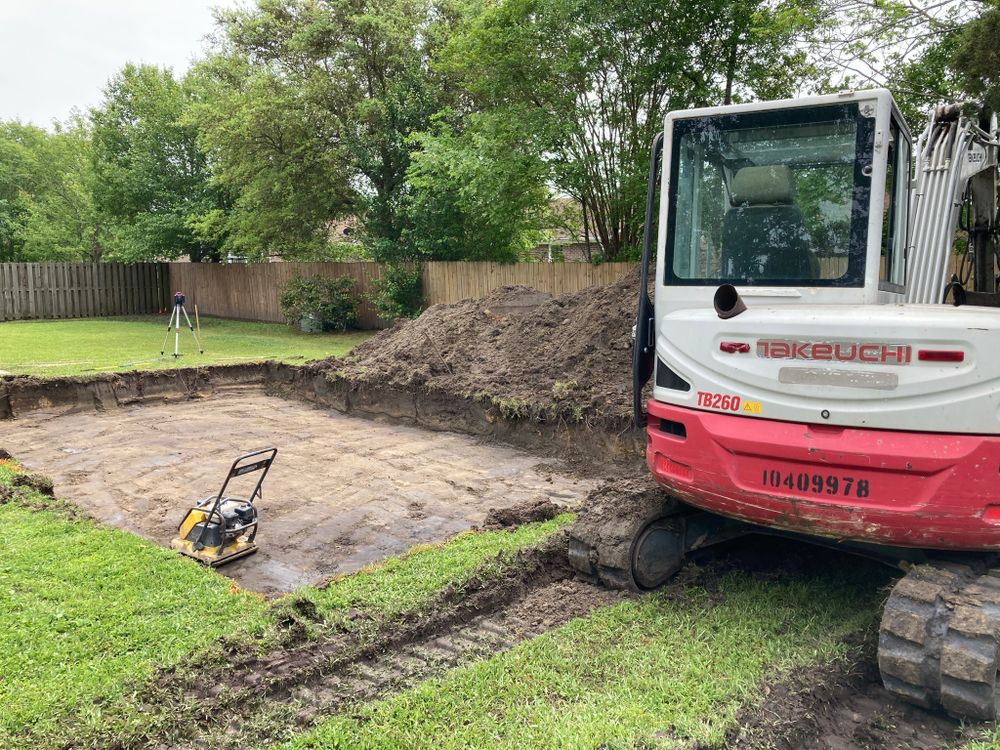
[0,453,574,750]
[0,315,372,377]
[282,564,886,750]
[0,460,271,747]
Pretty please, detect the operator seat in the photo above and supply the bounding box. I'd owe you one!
[721,165,819,280]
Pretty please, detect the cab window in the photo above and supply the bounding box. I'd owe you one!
[666,103,872,287]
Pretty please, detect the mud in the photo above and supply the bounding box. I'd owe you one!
[480,497,562,530]
[567,474,681,588]
[3,392,594,596]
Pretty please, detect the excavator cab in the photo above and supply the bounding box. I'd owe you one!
[574,89,1000,720]
[632,91,916,422]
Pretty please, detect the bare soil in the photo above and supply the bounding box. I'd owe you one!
[728,640,978,750]
[2,391,594,596]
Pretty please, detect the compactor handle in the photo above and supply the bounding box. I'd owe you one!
[190,448,277,552]
[216,447,278,504]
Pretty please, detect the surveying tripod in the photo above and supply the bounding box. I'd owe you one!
[161,291,204,358]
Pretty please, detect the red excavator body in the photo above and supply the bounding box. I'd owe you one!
[646,399,1000,550]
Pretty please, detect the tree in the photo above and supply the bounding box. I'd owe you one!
[809,1,1000,126]
[0,123,35,262]
[951,1,1000,114]
[195,0,463,261]
[445,0,824,261]
[806,1,979,121]
[0,118,103,262]
[402,112,548,261]
[91,64,225,262]
[187,56,353,259]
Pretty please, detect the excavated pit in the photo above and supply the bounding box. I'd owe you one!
[2,387,596,596]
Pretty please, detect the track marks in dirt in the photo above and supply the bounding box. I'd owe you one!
[727,638,984,750]
[230,577,620,750]
[77,536,627,750]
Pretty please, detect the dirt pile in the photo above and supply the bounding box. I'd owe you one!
[480,498,563,530]
[330,267,641,423]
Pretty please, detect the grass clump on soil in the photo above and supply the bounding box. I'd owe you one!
[962,729,1000,749]
[0,459,269,747]
[0,315,371,376]
[281,561,887,750]
[287,513,575,625]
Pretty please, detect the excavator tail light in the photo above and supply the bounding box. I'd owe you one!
[917,350,965,362]
[719,342,751,353]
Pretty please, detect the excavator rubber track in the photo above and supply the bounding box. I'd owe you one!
[567,478,683,591]
[880,562,1000,719]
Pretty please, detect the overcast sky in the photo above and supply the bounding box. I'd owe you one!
[0,0,242,127]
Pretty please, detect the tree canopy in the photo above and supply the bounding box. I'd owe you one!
[4,0,1000,263]
[90,63,225,262]
[0,118,102,262]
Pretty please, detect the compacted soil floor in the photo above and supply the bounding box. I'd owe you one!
[2,391,594,595]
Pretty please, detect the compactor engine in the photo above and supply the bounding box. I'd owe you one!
[569,89,1000,720]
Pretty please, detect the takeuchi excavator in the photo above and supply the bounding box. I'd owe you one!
[567,88,1000,720]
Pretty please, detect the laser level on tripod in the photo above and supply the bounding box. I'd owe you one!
[161,291,204,358]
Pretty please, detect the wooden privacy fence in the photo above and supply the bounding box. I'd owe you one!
[167,261,635,329]
[0,255,983,327]
[0,262,168,322]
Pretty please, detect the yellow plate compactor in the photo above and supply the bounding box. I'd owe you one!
[171,448,277,566]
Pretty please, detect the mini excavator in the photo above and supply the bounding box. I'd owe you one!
[568,89,1000,719]
[171,448,277,566]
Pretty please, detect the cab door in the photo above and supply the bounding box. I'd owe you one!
[878,116,910,301]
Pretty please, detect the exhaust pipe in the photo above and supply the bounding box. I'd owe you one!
[713,284,746,319]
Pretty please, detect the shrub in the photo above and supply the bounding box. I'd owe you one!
[369,264,424,320]
[279,274,358,331]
